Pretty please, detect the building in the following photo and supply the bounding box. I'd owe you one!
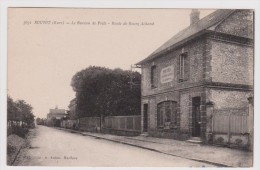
[46,107,68,126]
[136,9,254,145]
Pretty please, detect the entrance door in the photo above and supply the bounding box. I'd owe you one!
[143,104,148,132]
[192,97,201,137]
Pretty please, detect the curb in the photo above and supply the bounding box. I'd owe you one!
[55,127,231,167]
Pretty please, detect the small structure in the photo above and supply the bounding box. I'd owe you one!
[136,9,254,147]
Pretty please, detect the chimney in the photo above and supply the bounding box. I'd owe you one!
[190,9,200,25]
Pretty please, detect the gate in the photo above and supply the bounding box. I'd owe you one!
[212,107,249,148]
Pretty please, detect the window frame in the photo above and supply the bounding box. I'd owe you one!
[179,52,188,82]
[151,65,158,88]
[157,101,178,129]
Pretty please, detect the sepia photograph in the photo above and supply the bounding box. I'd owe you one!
[1,2,257,168]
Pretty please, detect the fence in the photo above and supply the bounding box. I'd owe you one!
[60,119,79,129]
[104,115,141,132]
[212,107,249,148]
[60,115,141,134]
[79,117,101,132]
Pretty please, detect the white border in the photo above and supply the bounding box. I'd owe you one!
[1,0,259,170]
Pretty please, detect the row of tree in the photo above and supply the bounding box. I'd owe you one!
[7,95,35,127]
[70,66,141,118]
[36,118,47,125]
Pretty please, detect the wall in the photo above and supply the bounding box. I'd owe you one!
[142,86,207,140]
[180,92,189,132]
[210,39,253,85]
[215,10,254,39]
[206,89,252,109]
[140,37,209,140]
[141,38,206,97]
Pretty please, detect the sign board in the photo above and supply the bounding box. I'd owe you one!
[160,65,174,83]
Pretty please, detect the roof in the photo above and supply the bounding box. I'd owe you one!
[136,9,236,65]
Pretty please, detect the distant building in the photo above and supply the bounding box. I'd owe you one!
[46,106,68,126]
[136,9,253,145]
[47,107,67,120]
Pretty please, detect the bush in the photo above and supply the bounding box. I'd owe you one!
[7,143,16,154]
[8,126,29,138]
[15,127,29,138]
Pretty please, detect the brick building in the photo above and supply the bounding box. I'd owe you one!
[136,9,254,144]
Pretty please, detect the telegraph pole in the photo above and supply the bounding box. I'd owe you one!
[129,64,141,89]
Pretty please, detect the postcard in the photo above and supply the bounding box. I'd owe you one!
[1,1,259,169]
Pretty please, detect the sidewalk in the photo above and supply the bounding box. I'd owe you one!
[56,127,253,167]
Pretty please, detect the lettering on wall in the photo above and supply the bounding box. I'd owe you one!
[160,65,174,83]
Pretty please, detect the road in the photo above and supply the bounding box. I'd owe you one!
[15,125,214,167]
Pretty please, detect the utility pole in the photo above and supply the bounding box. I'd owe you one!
[129,64,141,89]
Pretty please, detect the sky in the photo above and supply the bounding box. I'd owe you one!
[8,8,215,118]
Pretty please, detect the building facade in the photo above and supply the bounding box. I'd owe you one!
[46,107,68,126]
[136,9,254,144]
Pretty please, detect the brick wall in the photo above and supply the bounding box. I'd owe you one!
[206,88,252,109]
[210,39,253,85]
[141,38,206,97]
[149,98,157,130]
[180,92,189,132]
[215,10,254,39]
[142,87,207,139]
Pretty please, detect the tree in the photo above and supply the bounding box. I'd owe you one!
[16,100,35,127]
[7,96,35,127]
[7,95,18,121]
[71,66,141,118]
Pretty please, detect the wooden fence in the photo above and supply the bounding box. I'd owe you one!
[104,115,141,132]
[212,107,249,147]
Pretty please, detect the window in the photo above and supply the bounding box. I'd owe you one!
[179,53,188,81]
[151,65,158,88]
[157,101,177,129]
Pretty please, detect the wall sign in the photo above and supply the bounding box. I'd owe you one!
[160,65,174,83]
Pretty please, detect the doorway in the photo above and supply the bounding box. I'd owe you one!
[143,104,148,132]
[192,97,201,137]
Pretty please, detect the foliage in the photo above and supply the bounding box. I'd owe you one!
[36,117,46,125]
[7,143,16,154]
[71,66,141,118]
[8,126,29,138]
[7,95,35,128]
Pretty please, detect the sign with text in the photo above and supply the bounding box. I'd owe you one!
[160,65,174,84]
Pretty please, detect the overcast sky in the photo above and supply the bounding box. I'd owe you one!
[8,8,215,118]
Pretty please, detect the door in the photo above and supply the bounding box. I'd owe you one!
[192,97,201,137]
[143,104,148,132]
